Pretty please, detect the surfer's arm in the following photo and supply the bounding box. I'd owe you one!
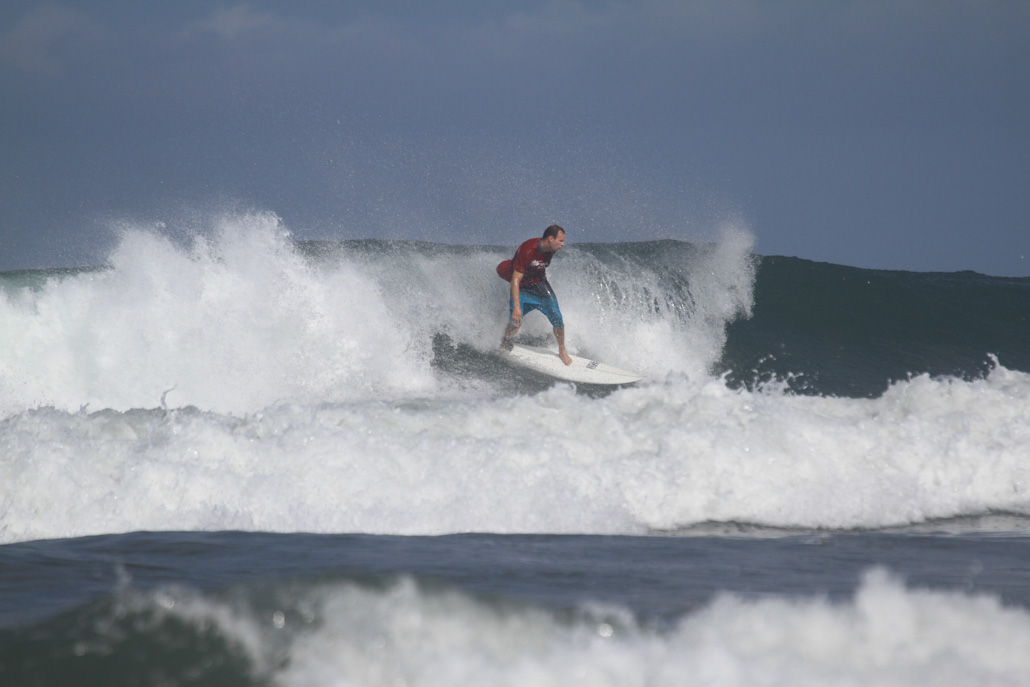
[510,270,524,326]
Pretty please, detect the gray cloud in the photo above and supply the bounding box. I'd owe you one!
[0,4,102,76]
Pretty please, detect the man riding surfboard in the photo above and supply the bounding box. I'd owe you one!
[497,224,572,366]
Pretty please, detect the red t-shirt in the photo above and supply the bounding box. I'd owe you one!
[498,238,553,287]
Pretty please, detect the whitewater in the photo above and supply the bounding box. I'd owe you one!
[2,212,1028,543]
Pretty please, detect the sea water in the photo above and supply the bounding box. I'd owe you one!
[2,212,1029,685]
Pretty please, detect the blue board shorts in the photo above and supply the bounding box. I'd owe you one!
[511,282,564,329]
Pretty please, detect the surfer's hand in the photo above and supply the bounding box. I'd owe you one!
[512,308,522,326]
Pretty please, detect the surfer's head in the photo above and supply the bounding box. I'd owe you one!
[541,224,566,252]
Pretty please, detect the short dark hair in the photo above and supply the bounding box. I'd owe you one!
[543,224,565,240]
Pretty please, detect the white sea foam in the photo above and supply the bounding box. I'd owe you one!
[126,570,1030,686]
[0,214,442,416]
[1,363,1028,543]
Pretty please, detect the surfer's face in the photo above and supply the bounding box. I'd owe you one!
[541,231,565,253]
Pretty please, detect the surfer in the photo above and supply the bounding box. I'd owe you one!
[497,224,573,366]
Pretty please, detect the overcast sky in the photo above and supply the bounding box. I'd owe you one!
[1,1,1027,274]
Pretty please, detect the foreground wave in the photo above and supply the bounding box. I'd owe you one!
[3,570,1028,686]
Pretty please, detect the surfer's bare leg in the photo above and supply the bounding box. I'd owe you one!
[501,298,523,351]
[553,327,573,366]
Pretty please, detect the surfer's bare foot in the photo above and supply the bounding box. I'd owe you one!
[500,338,513,352]
[559,350,573,366]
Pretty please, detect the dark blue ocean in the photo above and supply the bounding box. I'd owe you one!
[2,215,1029,685]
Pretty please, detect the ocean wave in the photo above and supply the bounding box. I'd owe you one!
[5,570,1029,686]
[2,212,1028,543]
[0,213,754,417]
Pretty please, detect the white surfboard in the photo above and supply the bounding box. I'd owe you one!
[504,344,644,385]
